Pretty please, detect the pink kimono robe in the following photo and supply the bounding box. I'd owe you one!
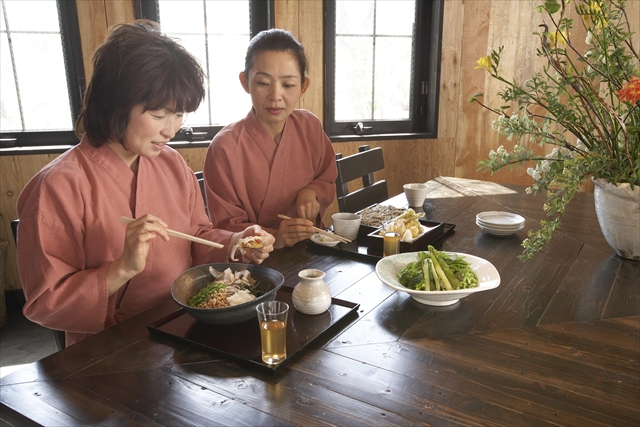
[17,137,234,347]
[203,109,337,233]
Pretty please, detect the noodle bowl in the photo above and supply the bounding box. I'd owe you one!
[171,263,284,325]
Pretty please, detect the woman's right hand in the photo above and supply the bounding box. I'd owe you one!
[228,225,275,264]
[107,214,170,296]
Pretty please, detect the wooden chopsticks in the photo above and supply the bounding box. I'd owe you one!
[120,216,224,249]
[277,214,351,243]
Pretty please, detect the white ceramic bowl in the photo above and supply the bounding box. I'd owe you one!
[375,252,500,306]
[310,232,340,247]
[403,183,429,208]
[332,212,361,240]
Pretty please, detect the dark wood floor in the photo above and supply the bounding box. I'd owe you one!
[0,291,57,372]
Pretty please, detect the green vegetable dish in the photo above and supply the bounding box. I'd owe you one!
[398,246,479,291]
[187,281,227,308]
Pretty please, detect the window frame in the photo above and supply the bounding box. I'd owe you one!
[135,0,274,145]
[323,0,444,142]
[0,0,85,149]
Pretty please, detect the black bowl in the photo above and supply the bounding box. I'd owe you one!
[171,263,285,325]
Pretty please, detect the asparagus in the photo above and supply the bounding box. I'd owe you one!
[428,245,461,289]
[428,259,441,291]
[429,255,451,290]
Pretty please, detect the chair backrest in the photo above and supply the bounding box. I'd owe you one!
[194,171,204,193]
[335,145,389,213]
[11,218,66,351]
[11,219,19,245]
[194,171,207,216]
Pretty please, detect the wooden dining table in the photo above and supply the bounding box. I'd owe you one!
[1,176,638,426]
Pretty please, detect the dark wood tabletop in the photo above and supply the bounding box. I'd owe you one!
[1,176,638,426]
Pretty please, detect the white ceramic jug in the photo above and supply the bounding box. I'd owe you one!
[292,269,331,315]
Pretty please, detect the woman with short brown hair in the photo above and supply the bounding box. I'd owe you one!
[17,20,275,347]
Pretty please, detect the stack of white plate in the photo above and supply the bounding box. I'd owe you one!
[476,211,525,236]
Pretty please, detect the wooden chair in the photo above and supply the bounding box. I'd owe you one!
[11,219,66,351]
[335,145,389,213]
[194,171,207,217]
[194,171,205,199]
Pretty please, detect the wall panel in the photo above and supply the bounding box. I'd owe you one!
[295,0,324,118]
[104,0,135,27]
[75,0,108,78]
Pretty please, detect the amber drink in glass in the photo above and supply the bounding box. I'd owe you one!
[256,301,289,365]
[383,220,402,257]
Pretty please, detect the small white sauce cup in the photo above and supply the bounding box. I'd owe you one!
[331,212,361,240]
[403,183,429,208]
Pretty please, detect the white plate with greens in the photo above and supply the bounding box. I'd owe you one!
[375,251,500,306]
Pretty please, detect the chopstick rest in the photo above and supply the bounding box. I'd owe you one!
[120,216,224,248]
[277,214,351,243]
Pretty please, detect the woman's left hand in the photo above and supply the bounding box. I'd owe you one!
[296,187,320,225]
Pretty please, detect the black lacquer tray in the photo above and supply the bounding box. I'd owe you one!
[308,221,456,262]
[147,287,360,373]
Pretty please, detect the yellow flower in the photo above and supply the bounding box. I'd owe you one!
[475,55,492,72]
[584,0,607,29]
[549,30,567,47]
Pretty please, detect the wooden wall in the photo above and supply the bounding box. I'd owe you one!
[1,0,638,291]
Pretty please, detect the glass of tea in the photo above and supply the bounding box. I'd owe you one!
[256,301,289,365]
[382,220,402,257]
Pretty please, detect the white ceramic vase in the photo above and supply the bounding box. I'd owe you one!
[292,269,331,315]
[593,178,640,260]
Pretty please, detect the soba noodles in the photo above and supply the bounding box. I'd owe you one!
[359,205,406,227]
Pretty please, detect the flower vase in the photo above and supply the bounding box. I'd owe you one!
[593,178,640,260]
[292,269,331,315]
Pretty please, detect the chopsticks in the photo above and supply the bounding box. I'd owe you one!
[120,216,224,249]
[277,214,351,243]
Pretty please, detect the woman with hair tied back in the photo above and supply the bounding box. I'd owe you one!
[16,20,275,347]
[203,29,338,249]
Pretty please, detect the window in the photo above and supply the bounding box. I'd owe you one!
[324,0,443,140]
[0,0,84,148]
[136,0,273,143]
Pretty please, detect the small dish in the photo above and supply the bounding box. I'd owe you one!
[311,232,340,247]
[375,252,500,306]
[476,211,525,227]
[476,219,525,236]
[476,211,525,236]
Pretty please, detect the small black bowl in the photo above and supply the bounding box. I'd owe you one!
[171,263,285,325]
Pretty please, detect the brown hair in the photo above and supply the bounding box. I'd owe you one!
[75,20,205,146]
[244,28,308,83]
